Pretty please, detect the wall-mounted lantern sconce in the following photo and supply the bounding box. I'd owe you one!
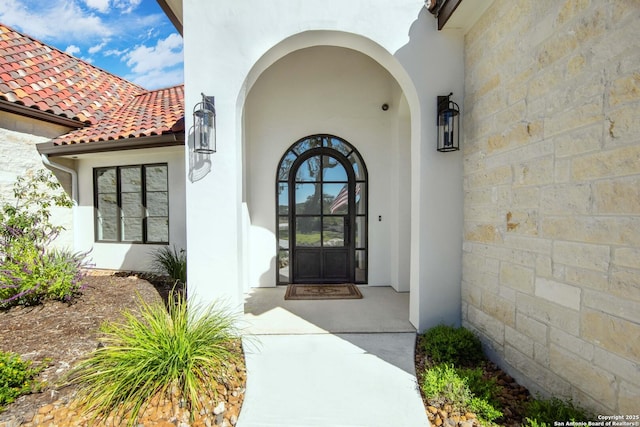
[193,93,216,154]
[437,92,460,152]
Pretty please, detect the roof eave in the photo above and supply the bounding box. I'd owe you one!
[156,0,183,35]
[36,132,185,157]
[0,99,86,129]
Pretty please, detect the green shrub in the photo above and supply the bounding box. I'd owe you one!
[151,245,186,285]
[421,364,503,423]
[0,351,44,412]
[0,233,88,308]
[524,397,593,427]
[422,363,472,405]
[468,396,503,423]
[456,366,502,408]
[0,171,87,309]
[420,324,484,366]
[69,291,241,426]
[0,169,71,244]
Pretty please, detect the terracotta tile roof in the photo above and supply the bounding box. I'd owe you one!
[0,22,185,151]
[53,85,185,145]
[0,23,144,125]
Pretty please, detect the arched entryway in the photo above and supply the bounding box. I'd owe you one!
[243,43,412,294]
[276,135,368,285]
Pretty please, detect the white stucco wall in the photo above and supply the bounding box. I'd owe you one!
[183,0,464,330]
[75,147,186,271]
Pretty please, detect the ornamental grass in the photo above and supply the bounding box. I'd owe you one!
[68,291,241,426]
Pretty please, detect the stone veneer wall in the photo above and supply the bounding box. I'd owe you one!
[462,0,639,414]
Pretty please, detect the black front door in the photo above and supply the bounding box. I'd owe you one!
[290,149,355,283]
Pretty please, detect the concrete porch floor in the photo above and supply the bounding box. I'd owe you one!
[237,286,430,427]
[242,285,416,334]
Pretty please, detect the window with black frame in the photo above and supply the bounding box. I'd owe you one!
[94,164,169,244]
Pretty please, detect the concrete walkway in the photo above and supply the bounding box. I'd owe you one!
[236,287,430,427]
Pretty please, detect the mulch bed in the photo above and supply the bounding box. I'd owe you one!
[0,272,245,427]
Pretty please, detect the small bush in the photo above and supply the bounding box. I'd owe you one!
[0,232,88,308]
[0,170,87,309]
[420,324,484,366]
[524,397,593,427]
[421,363,503,423]
[69,291,241,426]
[422,363,472,405]
[456,366,502,409]
[0,351,44,412]
[152,245,186,285]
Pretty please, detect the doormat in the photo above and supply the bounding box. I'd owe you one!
[284,284,363,300]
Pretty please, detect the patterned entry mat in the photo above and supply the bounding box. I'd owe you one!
[284,284,363,300]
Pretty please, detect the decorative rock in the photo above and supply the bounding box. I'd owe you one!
[38,404,53,415]
[213,401,225,415]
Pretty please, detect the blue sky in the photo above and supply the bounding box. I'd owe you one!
[0,0,183,90]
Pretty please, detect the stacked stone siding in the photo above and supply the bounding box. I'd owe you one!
[462,0,639,414]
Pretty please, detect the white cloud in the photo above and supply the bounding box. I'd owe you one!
[65,45,81,56]
[129,67,184,90]
[83,0,110,13]
[0,0,113,42]
[88,41,107,54]
[113,0,142,14]
[104,48,129,57]
[124,33,183,75]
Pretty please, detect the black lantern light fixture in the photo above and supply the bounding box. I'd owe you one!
[193,93,216,154]
[437,92,460,152]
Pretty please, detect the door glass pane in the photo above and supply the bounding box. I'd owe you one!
[295,155,321,181]
[349,153,366,180]
[120,167,141,193]
[355,249,366,282]
[324,183,348,214]
[293,137,322,155]
[278,250,290,283]
[145,165,167,191]
[296,183,321,214]
[96,168,116,193]
[278,151,297,180]
[355,182,366,215]
[278,216,289,249]
[326,137,351,156]
[278,183,288,215]
[296,217,321,247]
[323,217,344,247]
[355,216,366,248]
[147,217,168,243]
[322,156,347,181]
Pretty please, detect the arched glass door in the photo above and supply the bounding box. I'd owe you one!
[276,135,367,284]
